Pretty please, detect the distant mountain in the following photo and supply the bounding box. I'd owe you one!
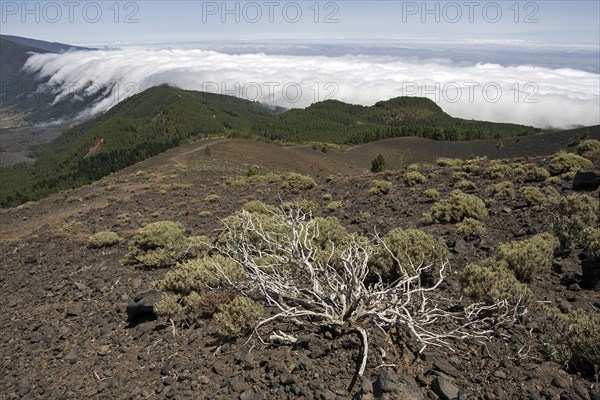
[0,85,543,207]
[1,35,91,54]
[0,35,94,123]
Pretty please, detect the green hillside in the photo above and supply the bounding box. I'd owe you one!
[1,85,541,207]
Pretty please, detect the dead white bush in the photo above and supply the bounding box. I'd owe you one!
[217,205,521,376]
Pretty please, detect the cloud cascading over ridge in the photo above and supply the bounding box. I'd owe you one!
[23,45,600,128]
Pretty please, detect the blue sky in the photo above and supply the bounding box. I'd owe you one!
[2,1,599,45]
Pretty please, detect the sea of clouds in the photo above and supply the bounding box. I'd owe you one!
[23,41,600,128]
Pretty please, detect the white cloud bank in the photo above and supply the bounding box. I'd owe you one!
[24,46,600,128]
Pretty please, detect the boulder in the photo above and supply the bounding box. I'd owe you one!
[126,290,163,322]
[572,171,600,190]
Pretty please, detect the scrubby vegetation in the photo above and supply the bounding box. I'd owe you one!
[487,181,515,198]
[403,171,427,186]
[423,188,440,202]
[521,186,559,208]
[123,221,187,268]
[497,233,559,281]
[549,194,599,252]
[213,296,264,337]
[461,258,534,307]
[371,228,448,283]
[576,139,600,161]
[88,231,121,248]
[548,151,592,175]
[455,217,486,240]
[423,190,488,223]
[368,180,392,195]
[281,173,316,190]
[548,308,600,375]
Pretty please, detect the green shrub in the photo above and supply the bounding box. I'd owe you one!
[548,308,600,375]
[483,163,523,180]
[89,231,121,248]
[549,151,592,175]
[486,181,515,198]
[452,171,468,181]
[153,255,243,296]
[526,166,550,182]
[242,200,278,214]
[213,296,264,336]
[326,201,343,211]
[521,186,560,208]
[582,227,600,264]
[322,193,332,201]
[282,173,316,190]
[561,170,577,181]
[204,194,221,203]
[423,188,440,202]
[372,228,448,283]
[460,258,534,307]
[184,235,212,259]
[371,154,386,173]
[154,293,183,319]
[455,179,475,191]
[549,194,599,251]
[404,171,427,186]
[407,163,421,171]
[369,180,393,195]
[283,199,319,214]
[455,218,486,240]
[437,158,463,168]
[423,190,488,223]
[576,139,600,161]
[123,221,187,267]
[497,233,559,281]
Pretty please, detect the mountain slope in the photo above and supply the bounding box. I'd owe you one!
[0,85,544,207]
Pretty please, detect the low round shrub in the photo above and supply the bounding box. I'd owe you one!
[423,190,488,223]
[123,221,187,267]
[213,296,264,336]
[369,180,393,195]
[549,194,599,252]
[455,218,486,240]
[549,151,592,175]
[371,228,448,283]
[460,258,534,307]
[404,171,427,186]
[497,233,559,281]
[89,231,121,248]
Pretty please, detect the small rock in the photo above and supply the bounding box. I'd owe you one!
[502,207,513,214]
[568,283,582,292]
[433,358,460,378]
[373,370,424,399]
[559,300,572,313]
[432,375,460,400]
[239,390,254,400]
[493,370,507,379]
[64,351,77,364]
